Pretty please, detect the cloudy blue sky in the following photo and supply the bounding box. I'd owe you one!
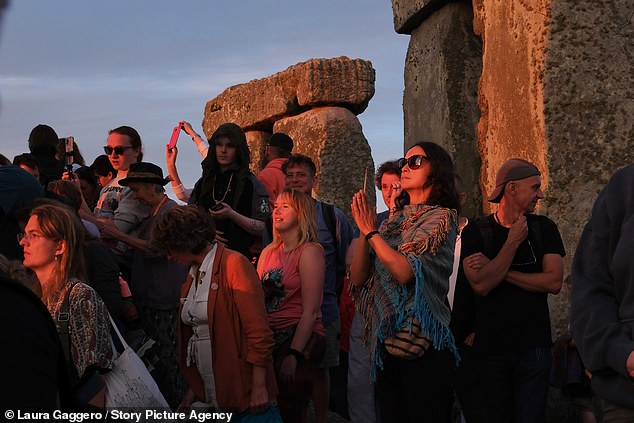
[0,0,408,203]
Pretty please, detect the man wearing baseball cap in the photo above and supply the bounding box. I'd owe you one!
[459,158,565,422]
[257,132,293,207]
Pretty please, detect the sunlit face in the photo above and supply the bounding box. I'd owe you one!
[105,133,139,172]
[273,197,299,233]
[508,175,544,213]
[128,182,159,206]
[215,136,238,169]
[380,172,400,209]
[285,164,316,195]
[19,215,61,273]
[399,145,431,194]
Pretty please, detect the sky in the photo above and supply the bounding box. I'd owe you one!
[0,0,409,207]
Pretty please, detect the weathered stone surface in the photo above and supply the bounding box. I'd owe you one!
[473,0,550,215]
[273,106,375,221]
[391,0,450,34]
[395,1,633,417]
[245,130,271,175]
[202,57,375,137]
[543,0,634,337]
[473,0,634,338]
[403,1,482,218]
[296,58,374,114]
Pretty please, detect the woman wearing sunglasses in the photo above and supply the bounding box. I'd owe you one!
[19,202,113,407]
[66,127,151,265]
[350,141,460,422]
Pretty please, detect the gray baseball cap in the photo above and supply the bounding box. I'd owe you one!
[488,158,541,203]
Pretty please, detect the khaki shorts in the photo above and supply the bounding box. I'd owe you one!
[319,318,340,368]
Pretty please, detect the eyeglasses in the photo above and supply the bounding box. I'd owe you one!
[512,239,537,266]
[398,155,428,170]
[103,146,133,156]
[17,232,44,243]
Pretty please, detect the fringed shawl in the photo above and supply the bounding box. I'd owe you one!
[352,204,459,379]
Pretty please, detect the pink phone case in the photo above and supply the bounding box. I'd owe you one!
[167,125,181,149]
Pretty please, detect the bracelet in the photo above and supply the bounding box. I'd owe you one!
[286,348,304,361]
[191,133,202,141]
[171,183,185,194]
[365,230,380,241]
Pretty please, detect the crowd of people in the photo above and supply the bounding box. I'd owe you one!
[0,121,632,423]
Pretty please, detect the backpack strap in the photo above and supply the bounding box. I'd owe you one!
[320,202,338,256]
[474,216,494,257]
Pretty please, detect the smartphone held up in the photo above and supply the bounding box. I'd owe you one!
[64,136,74,173]
[167,124,182,149]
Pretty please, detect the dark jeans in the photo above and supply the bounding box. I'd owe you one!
[477,347,552,423]
[376,347,454,423]
[454,344,489,423]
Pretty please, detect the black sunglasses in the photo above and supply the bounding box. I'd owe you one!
[103,146,133,156]
[398,155,428,170]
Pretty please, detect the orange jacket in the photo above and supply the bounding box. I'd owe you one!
[178,244,277,412]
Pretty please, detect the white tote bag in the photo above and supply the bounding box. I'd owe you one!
[104,315,171,410]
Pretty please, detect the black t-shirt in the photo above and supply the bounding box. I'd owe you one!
[460,214,566,354]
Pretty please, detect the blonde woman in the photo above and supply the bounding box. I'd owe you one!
[19,203,112,407]
[257,188,326,423]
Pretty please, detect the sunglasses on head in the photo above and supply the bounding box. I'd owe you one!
[398,155,428,170]
[103,146,133,156]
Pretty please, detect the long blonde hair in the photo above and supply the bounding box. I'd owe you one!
[270,189,319,251]
[29,203,86,309]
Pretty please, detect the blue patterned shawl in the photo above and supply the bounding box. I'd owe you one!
[352,204,459,379]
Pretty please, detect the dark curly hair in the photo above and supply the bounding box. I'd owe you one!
[396,141,460,213]
[150,205,216,255]
[375,160,401,189]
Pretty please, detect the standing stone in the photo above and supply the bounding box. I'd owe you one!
[392,0,449,34]
[202,57,375,135]
[473,0,550,215]
[473,0,634,338]
[543,0,634,336]
[245,130,271,175]
[402,1,483,218]
[274,106,375,222]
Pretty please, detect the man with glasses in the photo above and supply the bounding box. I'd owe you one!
[460,158,565,423]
